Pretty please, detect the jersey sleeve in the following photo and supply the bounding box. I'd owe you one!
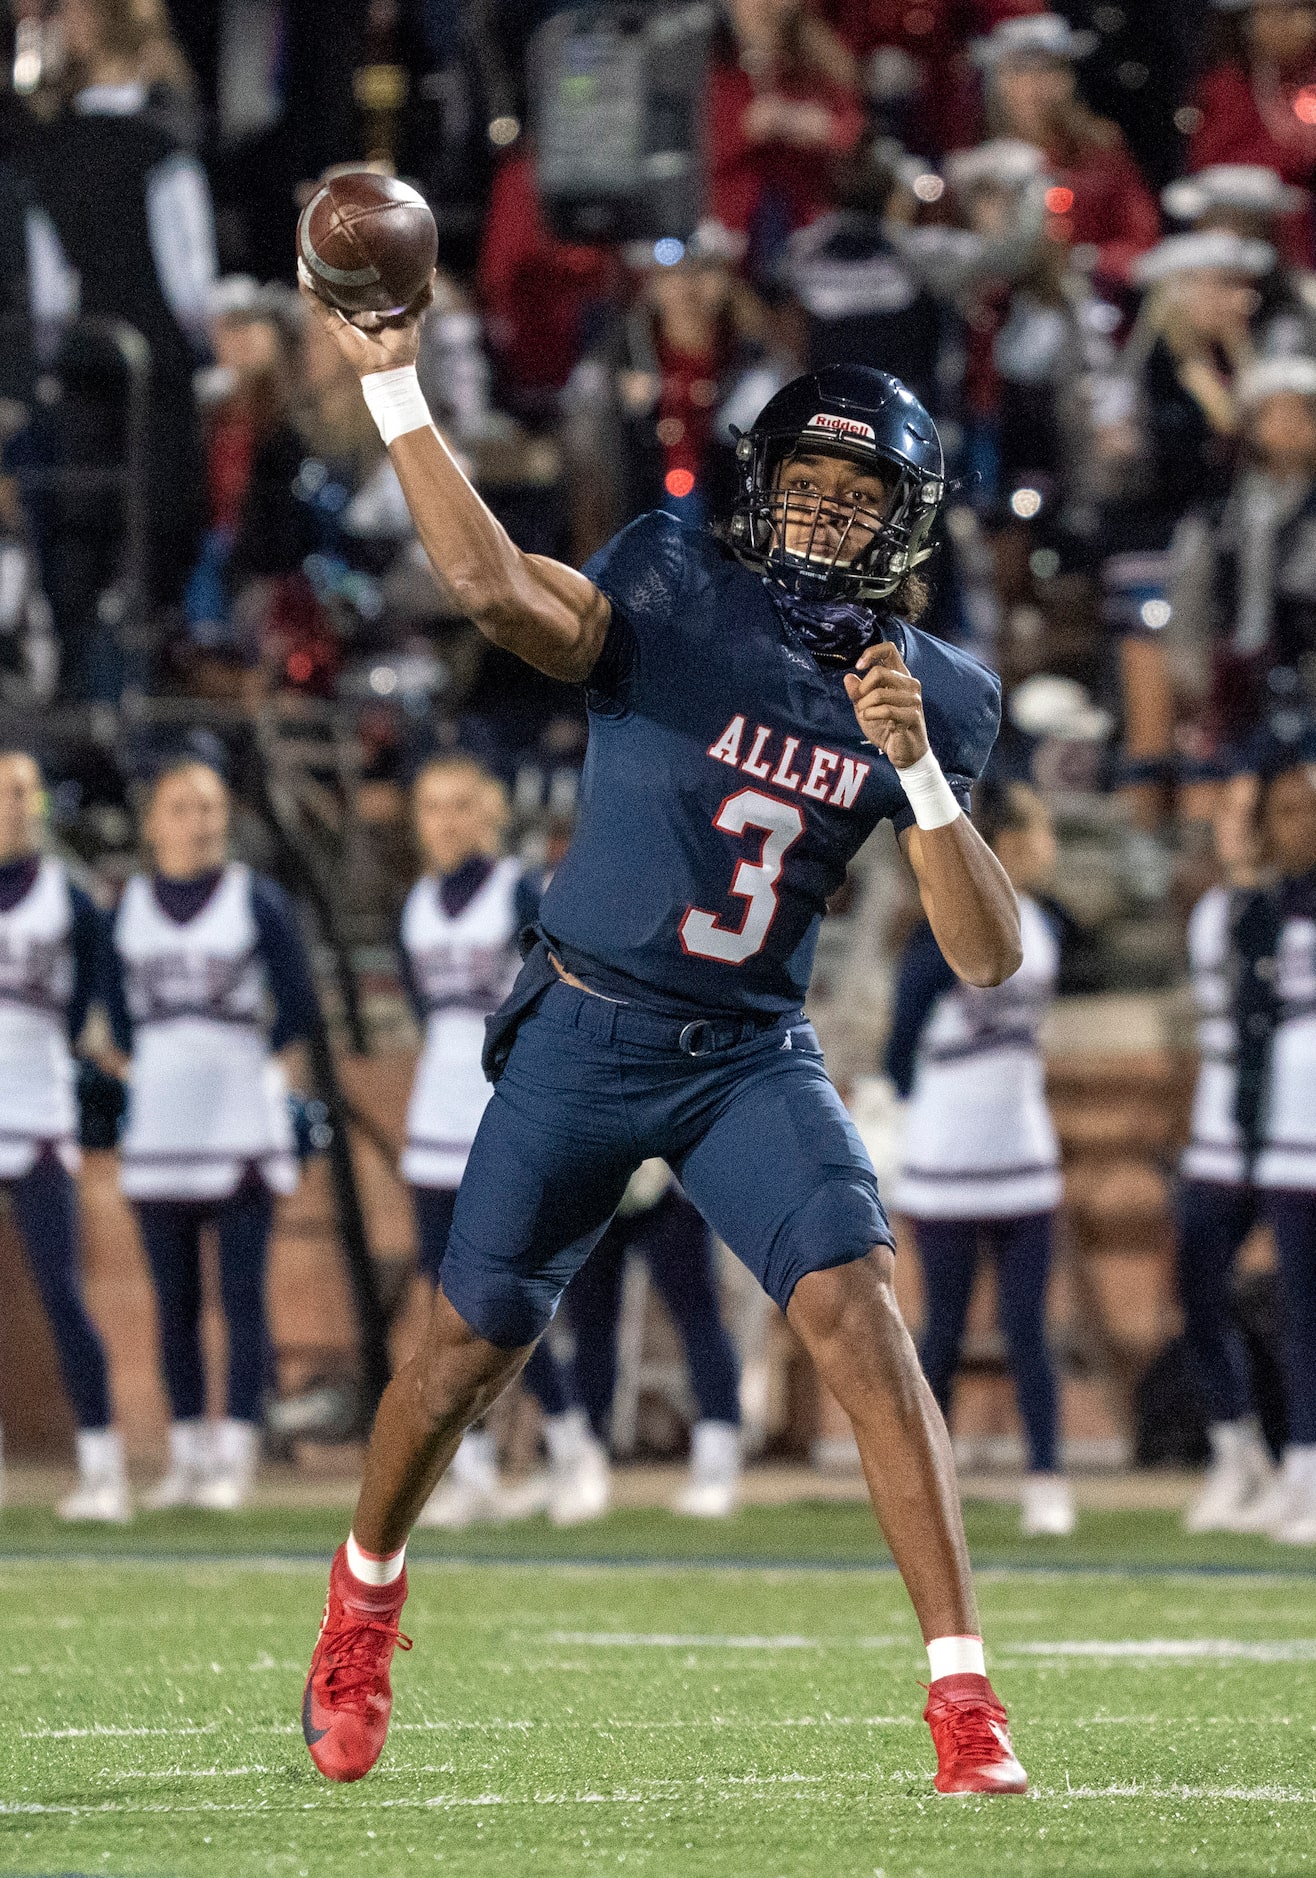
[66,883,103,1045]
[883,921,957,1097]
[581,510,698,713]
[889,627,1002,837]
[101,904,134,1055]
[513,868,545,933]
[395,900,427,1026]
[251,875,321,1050]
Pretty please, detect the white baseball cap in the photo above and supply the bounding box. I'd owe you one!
[946,139,1049,193]
[971,13,1098,66]
[1235,354,1316,411]
[1163,165,1308,222]
[1132,229,1276,285]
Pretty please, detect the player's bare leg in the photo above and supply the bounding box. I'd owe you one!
[302,1288,531,1783]
[788,1246,1028,1793]
[788,1247,974,1634]
[353,1287,533,1553]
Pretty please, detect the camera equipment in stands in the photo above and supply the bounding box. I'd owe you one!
[530,2,713,246]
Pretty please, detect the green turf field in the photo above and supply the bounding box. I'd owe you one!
[1,1504,1314,1877]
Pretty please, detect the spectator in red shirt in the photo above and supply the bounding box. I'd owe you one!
[708,0,866,272]
[476,149,620,420]
[819,0,1044,154]
[1191,1,1316,194]
[201,280,301,536]
[562,221,780,557]
[970,12,1160,287]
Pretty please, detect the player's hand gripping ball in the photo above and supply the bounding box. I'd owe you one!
[297,169,437,327]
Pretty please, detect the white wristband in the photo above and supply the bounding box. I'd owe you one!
[894,748,962,831]
[360,366,432,446]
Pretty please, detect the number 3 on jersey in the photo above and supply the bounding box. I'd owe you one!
[679,789,805,965]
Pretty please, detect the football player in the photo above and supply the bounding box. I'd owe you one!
[298,280,1029,1797]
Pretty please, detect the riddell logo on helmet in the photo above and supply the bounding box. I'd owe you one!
[805,412,877,444]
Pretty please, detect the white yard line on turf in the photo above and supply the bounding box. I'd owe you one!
[1055,1783,1316,1803]
[1002,1640,1316,1661]
[542,1632,903,1649]
[18,1715,926,1744]
[7,1779,1316,1818]
[22,1723,220,1739]
[545,1632,822,1649]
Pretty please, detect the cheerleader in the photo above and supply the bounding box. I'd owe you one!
[398,755,609,1527]
[0,751,127,1521]
[888,782,1072,1538]
[564,1162,745,1518]
[104,759,320,1511]
[1177,774,1276,1533]
[1241,744,1316,1545]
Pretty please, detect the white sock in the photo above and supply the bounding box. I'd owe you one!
[76,1427,125,1484]
[169,1418,209,1470]
[927,1635,986,1681]
[1209,1418,1264,1465]
[345,1532,406,1586]
[212,1418,259,1472]
[544,1407,594,1468]
[689,1420,741,1483]
[1281,1443,1316,1491]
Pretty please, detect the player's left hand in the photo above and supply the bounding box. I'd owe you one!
[843,641,930,769]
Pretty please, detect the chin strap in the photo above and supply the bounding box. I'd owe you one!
[771,590,884,665]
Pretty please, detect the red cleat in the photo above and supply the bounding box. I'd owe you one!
[302,1545,412,1782]
[923,1673,1028,1794]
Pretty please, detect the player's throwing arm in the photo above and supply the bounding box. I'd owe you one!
[298,279,611,683]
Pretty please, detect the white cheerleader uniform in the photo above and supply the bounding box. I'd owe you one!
[400,857,524,1190]
[1254,886,1316,1193]
[894,894,1062,1220]
[1181,885,1248,1189]
[114,863,297,1202]
[0,857,82,1179]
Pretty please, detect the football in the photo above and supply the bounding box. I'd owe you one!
[296,169,437,322]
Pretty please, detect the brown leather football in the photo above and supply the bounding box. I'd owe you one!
[297,170,437,320]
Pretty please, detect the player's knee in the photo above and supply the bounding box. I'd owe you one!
[406,1288,535,1432]
[775,1179,892,1316]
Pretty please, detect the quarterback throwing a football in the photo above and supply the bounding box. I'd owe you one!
[299,276,1029,1798]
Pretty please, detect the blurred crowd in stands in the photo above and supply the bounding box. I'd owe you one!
[0,0,1312,849]
[2,1,1316,1534]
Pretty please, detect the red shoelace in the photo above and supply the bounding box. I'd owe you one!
[321,1615,413,1710]
[928,1695,1011,1768]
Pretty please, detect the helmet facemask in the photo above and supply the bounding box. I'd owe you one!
[729,428,944,605]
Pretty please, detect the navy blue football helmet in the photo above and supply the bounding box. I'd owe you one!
[728,364,945,605]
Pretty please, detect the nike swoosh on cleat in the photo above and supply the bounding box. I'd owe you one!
[302,1680,328,1745]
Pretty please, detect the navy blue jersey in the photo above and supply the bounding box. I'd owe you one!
[538,512,1000,1019]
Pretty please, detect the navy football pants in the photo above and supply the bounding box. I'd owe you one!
[565,1188,742,1441]
[4,1155,111,1429]
[911,1212,1059,1475]
[411,1182,574,1414]
[442,981,890,1349]
[1176,1179,1258,1427]
[1267,1190,1316,1446]
[134,1179,274,1423]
